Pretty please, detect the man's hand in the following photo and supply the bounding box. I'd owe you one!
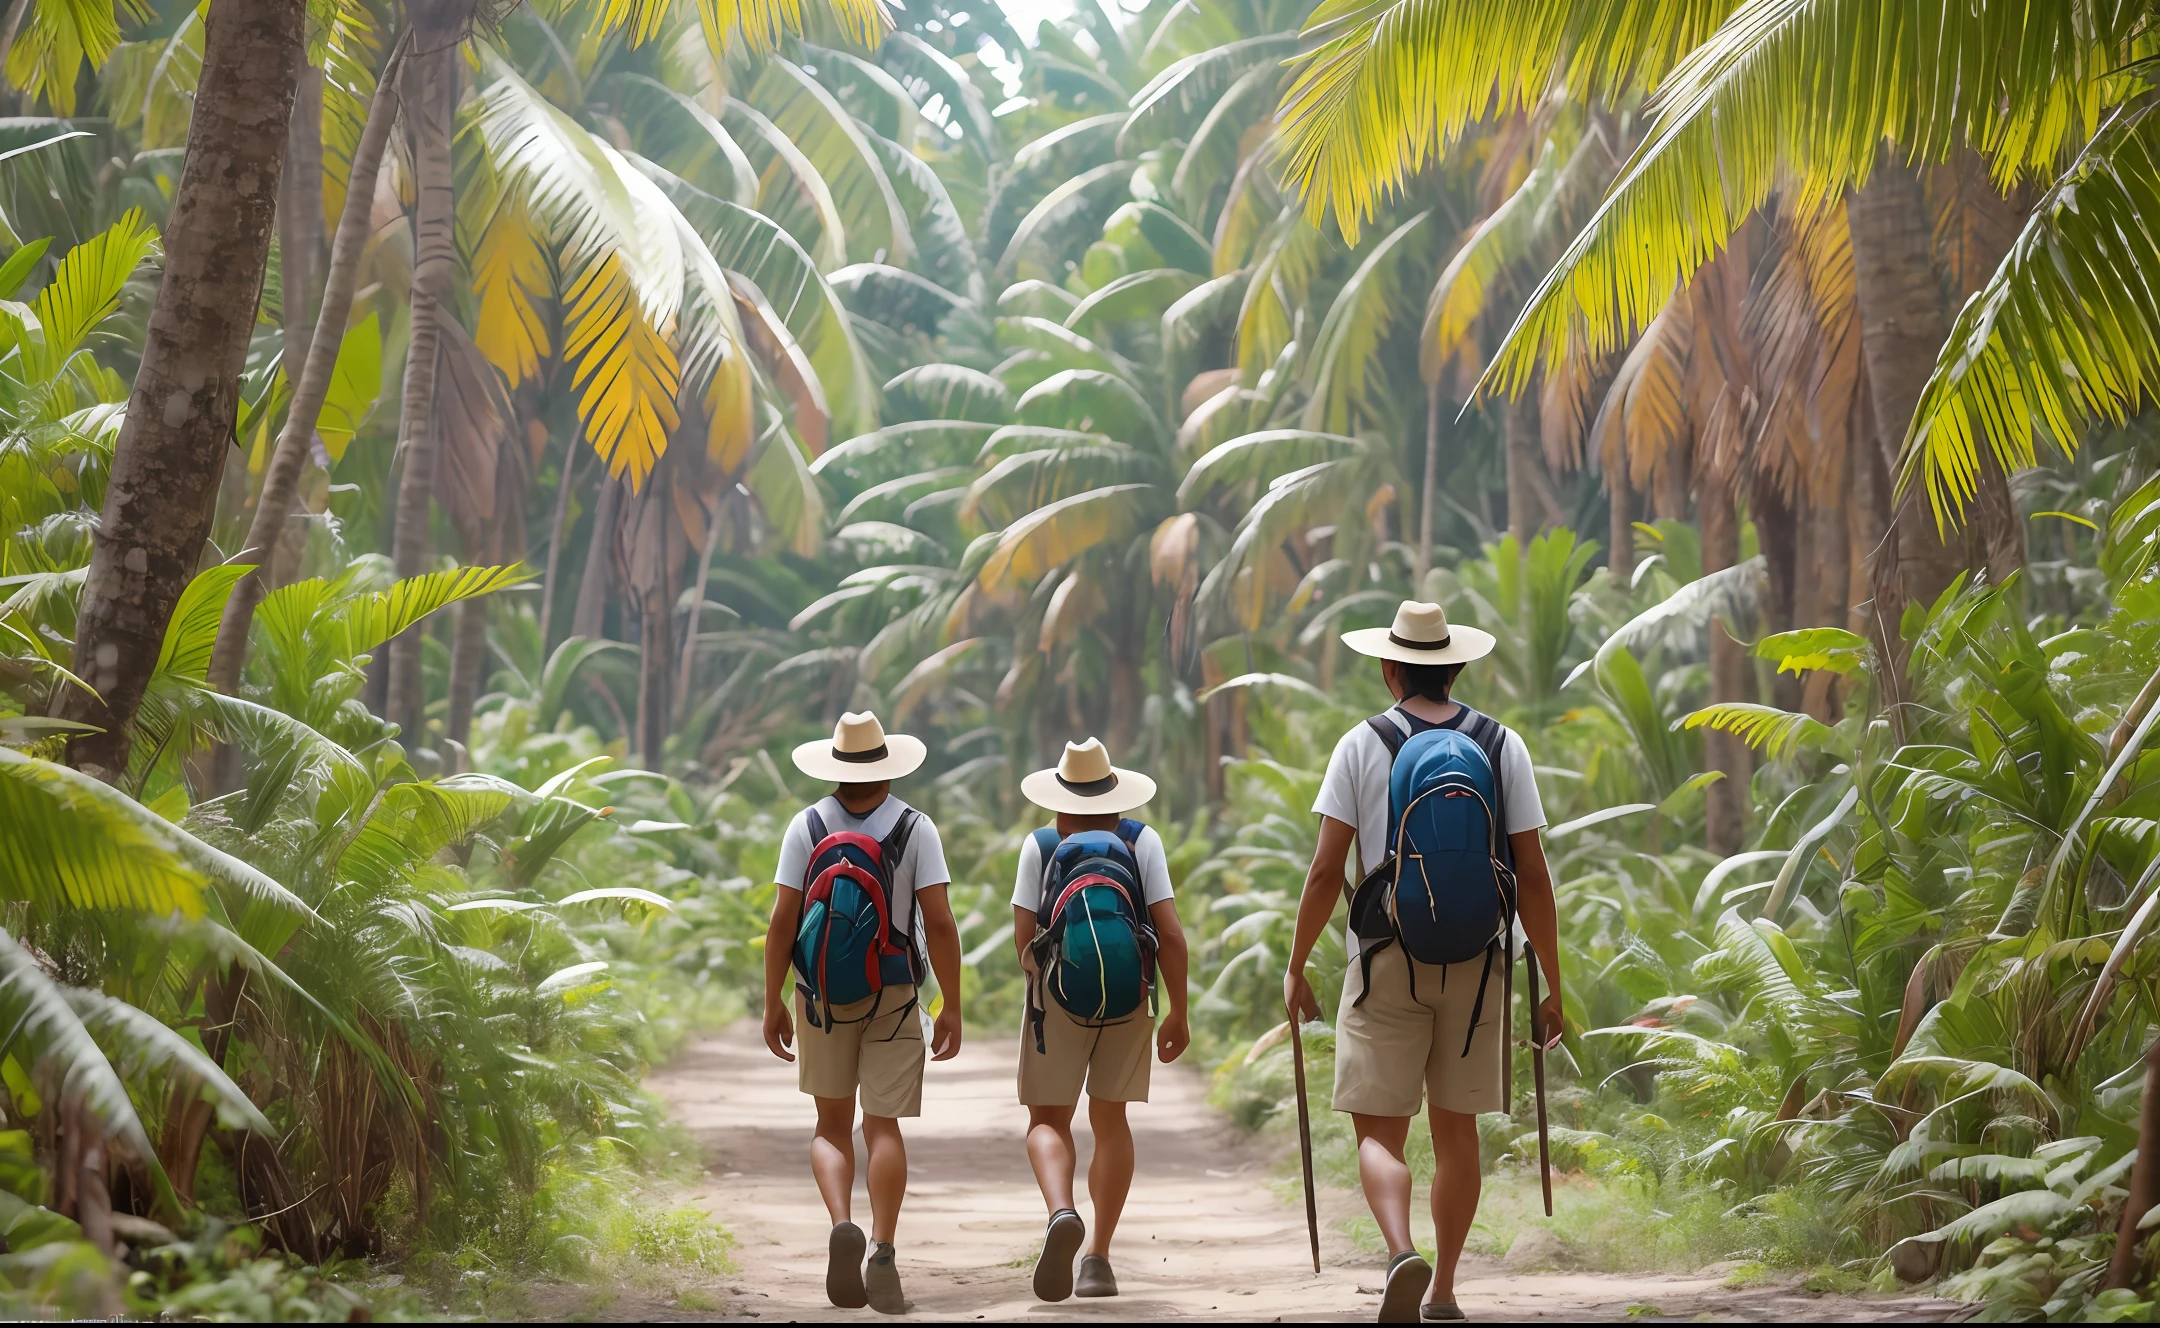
[1535,992,1564,1050]
[931,1006,963,1061]
[763,1001,795,1062]
[1156,1009,1191,1064]
[1283,965,1321,1023]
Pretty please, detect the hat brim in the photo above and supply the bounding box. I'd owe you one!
[1340,622,1497,666]
[790,733,928,784]
[1020,766,1159,816]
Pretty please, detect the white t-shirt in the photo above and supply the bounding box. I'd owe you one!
[1011,824,1175,912]
[1312,707,1545,957]
[775,795,951,953]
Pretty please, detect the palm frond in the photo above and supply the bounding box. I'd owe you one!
[1680,701,1833,760]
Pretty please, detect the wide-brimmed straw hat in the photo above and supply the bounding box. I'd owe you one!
[1341,600,1496,667]
[1020,738,1158,816]
[790,710,927,783]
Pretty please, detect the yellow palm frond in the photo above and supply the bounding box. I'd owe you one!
[1484,0,2136,397]
[318,0,382,222]
[564,254,683,489]
[978,485,1153,591]
[470,190,555,387]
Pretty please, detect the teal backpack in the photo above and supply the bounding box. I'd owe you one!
[1025,821,1157,1052]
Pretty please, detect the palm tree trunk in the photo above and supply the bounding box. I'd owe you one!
[573,476,623,640]
[59,0,305,780]
[279,63,324,380]
[538,429,586,650]
[1847,162,2014,635]
[1755,479,1801,713]
[675,506,721,726]
[1504,393,1563,542]
[208,37,409,699]
[2107,1033,2160,1289]
[1701,484,1751,856]
[385,37,460,744]
[1417,379,1440,586]
[1607,453,1635,583]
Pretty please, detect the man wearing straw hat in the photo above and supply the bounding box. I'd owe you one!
[760,711,964,1314]
[1010,738,1190,1302]
[1282,602,1566,1323]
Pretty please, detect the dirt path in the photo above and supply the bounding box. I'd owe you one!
[650,1023,1962,1322]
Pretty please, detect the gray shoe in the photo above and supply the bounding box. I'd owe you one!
[1032,1208,1086,1302]
[1380,1250,1431,1324]
[1421,1303,1466,1322]
[1075,1253,1118,1298]
[826,1223,867,1309]
[865,1240,910,1314]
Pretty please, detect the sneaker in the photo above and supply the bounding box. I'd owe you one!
[1032,1208,1086,1302]
[865,1240,910,1314]
[1379,1249,1431,1324]
[1075,1253,1118,1298]
[1421,1303,1466,1321]
[826,1222,868,1309]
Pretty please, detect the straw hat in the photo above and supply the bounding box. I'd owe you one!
[1341,600,1496,667]
[1020,738,1158,816]
[790,710,927,783]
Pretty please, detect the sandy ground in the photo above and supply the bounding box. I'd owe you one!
[646,1022,1966,1323]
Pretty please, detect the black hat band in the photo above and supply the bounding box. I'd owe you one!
[1056,772,1119,796]
[833,743,889,763]
[1389,631,1453,651]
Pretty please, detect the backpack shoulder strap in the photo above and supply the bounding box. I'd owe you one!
[803,805,828,846]
[1114,818,1144,850]
[881,806,919,862]
[1365,711,1410,761]
[1031,827,1062,925]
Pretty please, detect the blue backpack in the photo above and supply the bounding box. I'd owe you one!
[1346,706,1517,1055]
[1025,820,1158,1053]
[792,803,922,1034]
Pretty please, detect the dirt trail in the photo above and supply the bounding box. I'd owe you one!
[651,1023,1961,1322]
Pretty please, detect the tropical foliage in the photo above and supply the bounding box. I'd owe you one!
[5,0,2160,1317]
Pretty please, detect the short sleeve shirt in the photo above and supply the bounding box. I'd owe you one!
[1312,707,1545,956]
[775,795,950,950]
[1010,824,1175,913]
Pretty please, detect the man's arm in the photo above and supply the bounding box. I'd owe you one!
[1510,828,1564,1045]
[1149,898,1190,1062]
[1012,906,1037,974]
[762,886,802,1061]
[1283,815,1357,1021]
[917,883,964,1060]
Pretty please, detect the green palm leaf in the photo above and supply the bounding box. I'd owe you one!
[1177,428,1364,508]
[1120,32,1300,154]
[66,987,270,1134]
[1014,370,1164,445]
[1304,210,1431,431]
[883,365,1012,424]
[978,485,1155,590]
[746,59,914,270]
[1680,701,1834,760]
[338,565,528,656]
[152,563,254,686]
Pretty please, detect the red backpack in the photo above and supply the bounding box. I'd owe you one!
[791,804,921,1032]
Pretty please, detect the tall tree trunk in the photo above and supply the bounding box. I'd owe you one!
[208,38,408,698]
[1848,162,2011,641]
[1503,394,1563,543]
[384,37,459,744]
[626,486,672,768]
[60,0,305,780]
[1417,379,1440,586]
[1701,485,1752,855]
[444,597,486,761]
[538,429,585,650]
[573,476,623,640]
[1607,452,1635,583]
[279,62,324,379]
[2106,1033,2160,1289]
[1803,490,1850,722]
[1755,479,1802,714]
[675,506,721,726]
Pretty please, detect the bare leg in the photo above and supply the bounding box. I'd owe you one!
[1027,1105,1079,1213]
[811,1096,856,1227]
[861,1113,908,1244]
[1352,1113,1417,1256]
[1085,1098,1133,1257]
[1428,1108,1481,1304]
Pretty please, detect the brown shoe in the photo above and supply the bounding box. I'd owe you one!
[826,1223,868,1309]
[1075,1254,1118,1298]
[865,1240,911,1314]
[1032,1209,1085,1302]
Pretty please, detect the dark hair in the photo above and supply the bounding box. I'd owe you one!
[1386,658,1464,702]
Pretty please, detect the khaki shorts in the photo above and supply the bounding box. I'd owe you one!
[796,984,925,1118]
[1018,999,1154,1107]
[1333,943,1504,1118]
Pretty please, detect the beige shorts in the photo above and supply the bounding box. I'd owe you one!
[796,984,925,1118]
[1018,999,1154,1107]
[1333,943,1504,1118]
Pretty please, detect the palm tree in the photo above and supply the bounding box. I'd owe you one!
[58,0,308,781]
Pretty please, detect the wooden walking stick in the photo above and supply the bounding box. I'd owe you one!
[1525,944,1554,1217]
[1290,1016,1322,1274]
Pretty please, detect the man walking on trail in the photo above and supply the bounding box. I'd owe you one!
[761,711,964,1314]
[1282,602,1566,1323]
[1011,738,1190,1302]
